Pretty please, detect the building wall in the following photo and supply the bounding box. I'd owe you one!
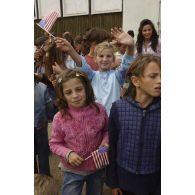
[122,0,161,38]
[34,12,122,39]
[34,0,160,39]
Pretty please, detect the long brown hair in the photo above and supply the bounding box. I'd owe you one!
[43,36,65,77]
[55,69,99,116]
[124,54,161,99]
[136,19,159,54]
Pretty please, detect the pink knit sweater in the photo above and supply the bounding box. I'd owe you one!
[49,103,108,172]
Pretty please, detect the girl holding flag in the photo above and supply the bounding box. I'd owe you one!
[49,69,109,195]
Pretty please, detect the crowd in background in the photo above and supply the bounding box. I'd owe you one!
[34,18,161,195]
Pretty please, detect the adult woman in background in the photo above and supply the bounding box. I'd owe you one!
[136,19,160,57]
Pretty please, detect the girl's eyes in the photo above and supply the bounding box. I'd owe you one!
[64,91,71,95]
[143,29,152,32]
[63,87,83,95]
[76,87,83,92]
[99,55,112,58]
[149,74,160,79]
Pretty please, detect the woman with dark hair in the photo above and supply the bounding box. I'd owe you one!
[136,19,161,56]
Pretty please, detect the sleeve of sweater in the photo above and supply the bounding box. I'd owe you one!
[105,102,120,188]
[49,113,72,159]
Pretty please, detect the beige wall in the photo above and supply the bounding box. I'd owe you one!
[122,0,161,39]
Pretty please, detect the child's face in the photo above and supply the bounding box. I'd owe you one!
[62,78,86,108]
[142,24,153,41]
[95,48,114,71]
[137,61,161,98]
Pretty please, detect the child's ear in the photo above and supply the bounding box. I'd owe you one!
[131,76,140,87]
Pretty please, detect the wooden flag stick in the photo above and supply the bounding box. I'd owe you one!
[36,23,56,39]
[85,155,92,160]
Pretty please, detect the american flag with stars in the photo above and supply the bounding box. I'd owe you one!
[38,11,59,32]
[85,146,109,169]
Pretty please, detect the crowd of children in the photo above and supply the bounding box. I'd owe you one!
[34,18,161,195]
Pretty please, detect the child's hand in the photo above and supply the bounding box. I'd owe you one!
[55,37,73,53]
[52,62,64,75]
[48,74,57,87]
[68,151,84,167]
[111,27,134,46]
[112,188,123,195]
[34,48,45,60]
[99,143,109,148]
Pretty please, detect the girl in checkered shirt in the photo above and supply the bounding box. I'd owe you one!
[106,54,161,195]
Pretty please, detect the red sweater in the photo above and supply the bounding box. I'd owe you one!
[49,103,108,172]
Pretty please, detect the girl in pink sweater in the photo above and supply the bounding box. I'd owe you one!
[49,69,108,195]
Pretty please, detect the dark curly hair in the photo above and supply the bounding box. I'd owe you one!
[54,69,99,116]
[136,19,159,54]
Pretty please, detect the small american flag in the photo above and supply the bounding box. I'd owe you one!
[38,11,59,32]
[85,146,109,169]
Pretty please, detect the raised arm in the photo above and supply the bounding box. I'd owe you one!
[111,27,134,56]
[55,37,82,66]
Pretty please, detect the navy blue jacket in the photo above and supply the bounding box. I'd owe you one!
[106,96,161,187]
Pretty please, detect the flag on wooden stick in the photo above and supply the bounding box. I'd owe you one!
[37,11,59,37]
[85,146,109,169]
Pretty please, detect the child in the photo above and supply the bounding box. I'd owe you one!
[54,27,134,115]
[49,69,109,195]
[106,54,161,195]
[84,27,111,70]
[34,173,59,195]
[62,32,77,69]
[74,34,84,55]
[34,74,55,176]
[136,19,161,56]
[34,36,47,74]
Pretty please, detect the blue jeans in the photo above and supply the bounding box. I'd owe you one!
[62,169,105,195]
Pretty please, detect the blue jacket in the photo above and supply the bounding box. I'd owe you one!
[106,96,161,187]
[34,82,55,128]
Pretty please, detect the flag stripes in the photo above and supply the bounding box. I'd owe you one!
[91,147,109,169]
[38,11,59,32]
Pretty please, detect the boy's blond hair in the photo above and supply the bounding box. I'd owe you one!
[34,174,59,195]
[94,41,115,60]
